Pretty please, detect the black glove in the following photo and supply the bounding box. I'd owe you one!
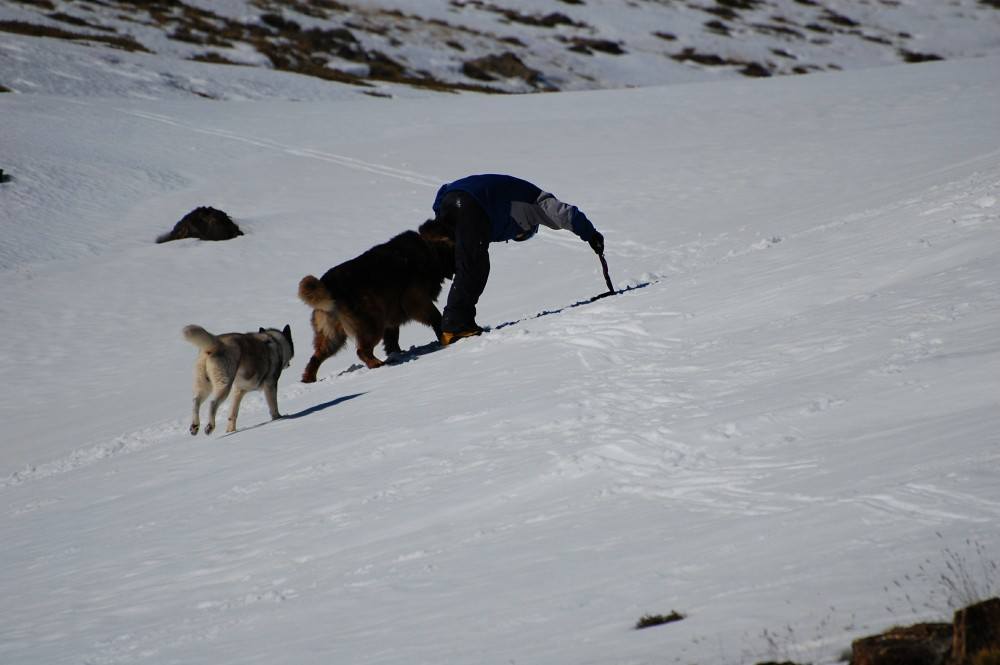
[588,230,605,256]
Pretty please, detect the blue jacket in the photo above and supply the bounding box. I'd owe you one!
[433,174,597,243]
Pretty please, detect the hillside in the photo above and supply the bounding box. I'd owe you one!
[2,5,1000,665]
[2,0,1000,98]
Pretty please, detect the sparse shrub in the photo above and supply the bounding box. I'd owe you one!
[934,538,999,610]
[634,610,685,629]
[885,535,999,616]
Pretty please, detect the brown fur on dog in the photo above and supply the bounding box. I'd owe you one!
[298,218,455,380]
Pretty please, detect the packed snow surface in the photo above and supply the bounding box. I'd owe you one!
[2,49,999,665]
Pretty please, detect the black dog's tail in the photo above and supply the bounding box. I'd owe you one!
[298,275,336,311]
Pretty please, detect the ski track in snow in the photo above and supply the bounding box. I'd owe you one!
[112,106,442,188]
[1,421,186,492]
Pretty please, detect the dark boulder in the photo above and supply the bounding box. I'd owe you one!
[157,206,243,243]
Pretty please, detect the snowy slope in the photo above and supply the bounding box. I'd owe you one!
[3,0,1000,98]
[2,51,1000,665]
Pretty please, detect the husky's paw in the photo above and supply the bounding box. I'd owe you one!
[204,423,214,435]
[190,423,199,436]
[225,424,237,433]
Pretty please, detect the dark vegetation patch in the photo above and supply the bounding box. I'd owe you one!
[9,0,56,8]
[672,46,774,77]
[822,9,860,28]
[454,1,588,29]
[0,19,150,52]
[563,36,626,55]
[653,30,677,41]
[981,0,1000,8]
[47,12,116,31]
[703,0,763,21]
[705,19,731,36]
[862,33,893,45]
[0,84,12,93]
[253,0,349,19]
[752,21,805,39]
[672,47,729,66]
[462,52,550,89]
[717,0,763,9]
[635,610,685,630]
[900,49,944,63]
[189,51,246,65]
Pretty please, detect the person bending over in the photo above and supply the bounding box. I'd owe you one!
[432,173,605,345]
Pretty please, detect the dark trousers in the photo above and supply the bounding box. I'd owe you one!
[437,191,491,331]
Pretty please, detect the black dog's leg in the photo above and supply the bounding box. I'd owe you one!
[383,326,402,355]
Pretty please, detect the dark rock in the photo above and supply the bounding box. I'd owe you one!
[156,206,243,243]
[851,623,953,665]
[741,62,773,77]
[953,598,1000,664]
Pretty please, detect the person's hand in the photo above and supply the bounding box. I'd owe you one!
[588,230,605,255]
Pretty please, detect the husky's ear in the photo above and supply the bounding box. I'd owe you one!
[283,324,291,336]
[259,327,266,333]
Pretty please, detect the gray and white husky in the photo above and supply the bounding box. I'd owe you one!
[183,324,294,435]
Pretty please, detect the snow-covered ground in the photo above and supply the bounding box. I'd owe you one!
[2,22,1000,665]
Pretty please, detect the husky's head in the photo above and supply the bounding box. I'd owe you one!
[260,325,294,367]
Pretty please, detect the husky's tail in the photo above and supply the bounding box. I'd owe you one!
[182,324,221,352]
[298,275,336,311]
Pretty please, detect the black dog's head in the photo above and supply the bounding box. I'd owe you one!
[418,218,456,279]
[418,217,455,243]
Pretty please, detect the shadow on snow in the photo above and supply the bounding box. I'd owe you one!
[331,281,654,374]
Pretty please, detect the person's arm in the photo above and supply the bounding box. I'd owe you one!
[536,192,603,254]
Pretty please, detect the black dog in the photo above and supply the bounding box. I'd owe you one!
[297,218,455,380]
